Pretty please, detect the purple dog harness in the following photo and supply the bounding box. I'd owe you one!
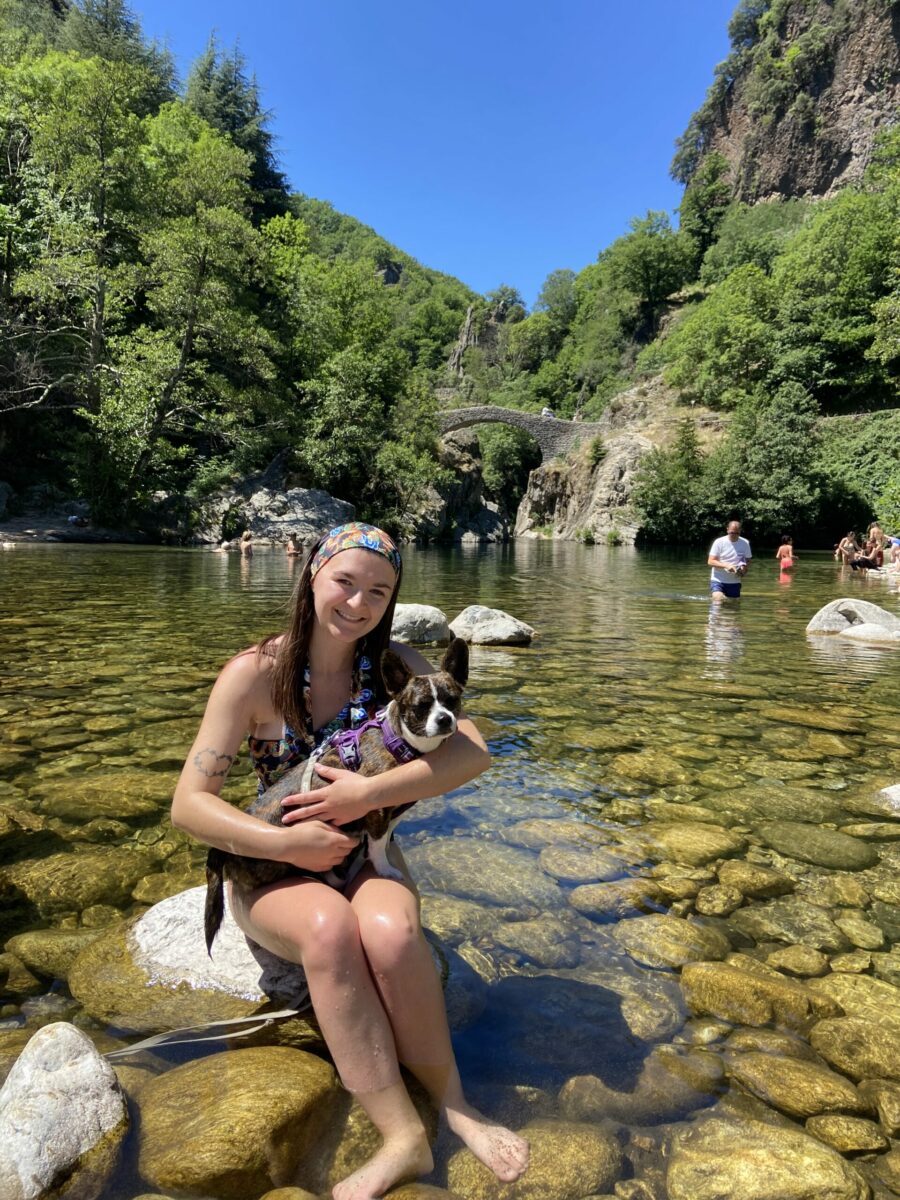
[319,709,420,772]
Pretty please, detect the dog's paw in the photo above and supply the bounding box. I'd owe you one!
[376,864,405,882]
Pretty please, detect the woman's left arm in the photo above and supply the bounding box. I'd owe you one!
[281,641,491,826]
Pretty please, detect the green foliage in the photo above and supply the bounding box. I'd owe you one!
[815,410,900,518]
[707,382,822,535]
[661,264,777,408]
[185,35,287,218]
[479,425,541,511]
[601,212,694,327]
[587,436,606,467]
[876,475,900,532]
[634,418,712,543]
[700,198,809,282]
[605,527,622,546]
[679,152,732,266]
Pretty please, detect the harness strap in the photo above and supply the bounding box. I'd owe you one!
[324,709,419,772]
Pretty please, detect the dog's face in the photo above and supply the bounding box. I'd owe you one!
[381,638,469,742]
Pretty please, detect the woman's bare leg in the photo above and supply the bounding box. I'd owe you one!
[347,865,529,1183]
[230,879,432,1199]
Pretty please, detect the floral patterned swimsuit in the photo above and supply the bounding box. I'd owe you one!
[245,651,379,882]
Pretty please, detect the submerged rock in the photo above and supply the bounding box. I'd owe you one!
[569,878,665,920]
[859,1078,900,1136]
[810,1018,900,1082]
[681,961,839,1031]
[404,839,564,910]
[2,846,157,916]
[729,897,851,954]
[755,822,878,871]
[559,1046,724,1125]
[136,1047,341,1196]
[808,971,900,1033]
[612,914,731,969]
[0,1022,128,1200]
[717,859,795,899]
[724,1051,868,1119]
[667,1115,869,1200]
[628,821,746,867]
[805,1113,888,1153]
[447,1119,622,1200]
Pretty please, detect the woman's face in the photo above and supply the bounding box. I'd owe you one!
[311,548,398,644]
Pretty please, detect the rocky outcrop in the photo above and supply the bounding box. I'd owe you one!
[413,430,509,543]
[682,0,900,201]
[514,376,726,545]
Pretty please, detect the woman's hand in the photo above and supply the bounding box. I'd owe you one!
[278,818,360,872]
[280,764,376,827]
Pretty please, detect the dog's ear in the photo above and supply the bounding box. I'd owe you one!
[440,637,469,688]
[381,649,414,697]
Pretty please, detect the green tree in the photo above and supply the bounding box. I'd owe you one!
[700,198,809,283]
[185,36,288,219]
[633,417,711,542]
[708,383,822,535]
[58,0,175,112]
[662,264,777,408]
[679,152,732,268]
[602,212,693,334]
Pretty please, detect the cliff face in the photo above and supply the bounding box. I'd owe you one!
[680,1,900,200]
[514,378,727,544]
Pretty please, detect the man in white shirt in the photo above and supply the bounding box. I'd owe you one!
[708,519,752,601]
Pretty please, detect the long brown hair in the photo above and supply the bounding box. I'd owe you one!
[260,532,402,734]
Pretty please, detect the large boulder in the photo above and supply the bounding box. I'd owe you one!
[0,1022,128,1200]
[67,886,465,1038]
[811,1018,900,1082]
[806,598,900,639]
[68,886,311,1034]
[447,1118,623,1200]
[681,961,839,1031]
[724,1052,869,1119]
[667,1115,869,1200]
[449,605,535,645]
[391,604,451,645]
[136,1047,341,1197]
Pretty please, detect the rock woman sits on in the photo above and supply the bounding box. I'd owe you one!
[172,522,529,1200]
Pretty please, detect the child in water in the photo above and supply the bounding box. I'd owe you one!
[775,536,796,570]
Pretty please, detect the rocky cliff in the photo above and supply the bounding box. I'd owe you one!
[514,378,727,544]
[676,0,900,199]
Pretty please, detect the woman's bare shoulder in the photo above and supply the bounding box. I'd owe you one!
[388,640,436,674]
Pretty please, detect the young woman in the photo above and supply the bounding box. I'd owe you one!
[172,523,528,1200]
[775,535,796,570]
[836,531,860,565]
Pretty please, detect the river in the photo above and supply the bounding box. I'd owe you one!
[1,541,899,1197]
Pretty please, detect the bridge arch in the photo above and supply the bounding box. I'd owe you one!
[437,406,604,463]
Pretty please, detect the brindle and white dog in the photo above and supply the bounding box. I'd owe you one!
[204,637,469,951]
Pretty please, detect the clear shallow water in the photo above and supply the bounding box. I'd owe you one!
[2,543,900,1193]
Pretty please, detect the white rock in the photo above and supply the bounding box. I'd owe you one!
[807,598,900,636]
[131,885,310,1006]
[840,622,900,644]
[0,1023,127,1200]
[449,604,535,645]
[391,603,451,645]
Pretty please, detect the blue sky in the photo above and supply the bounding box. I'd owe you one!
[131,0,738,306]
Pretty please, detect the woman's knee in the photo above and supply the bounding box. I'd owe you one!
[356,902,423,973]
[299,898,362,972]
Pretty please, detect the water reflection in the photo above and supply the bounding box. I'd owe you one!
[703,602,745,674]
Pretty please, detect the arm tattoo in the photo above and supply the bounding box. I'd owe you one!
[193,748,236,777]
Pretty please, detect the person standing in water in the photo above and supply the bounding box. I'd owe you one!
[172,523,529,1200]
[775,535,796,570]
[707,519,752,601]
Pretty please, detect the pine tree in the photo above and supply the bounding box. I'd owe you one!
[185,37,287,220]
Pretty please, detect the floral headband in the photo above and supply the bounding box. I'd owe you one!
[310,522,402,579]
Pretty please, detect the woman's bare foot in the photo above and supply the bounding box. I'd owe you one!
[332,1130,433,1200]
[446,1103,530,1182]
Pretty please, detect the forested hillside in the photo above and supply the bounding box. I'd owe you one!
[2,0,899,543]
[0,0,474,533]
[447,1,900,541]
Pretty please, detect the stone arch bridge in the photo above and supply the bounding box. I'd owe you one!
[437,406,605,463]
